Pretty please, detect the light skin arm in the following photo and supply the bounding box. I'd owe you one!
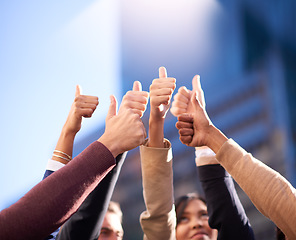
[53,80,148,163]
[52,85,99,164]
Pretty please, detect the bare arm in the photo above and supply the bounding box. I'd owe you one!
[52,85,99,164]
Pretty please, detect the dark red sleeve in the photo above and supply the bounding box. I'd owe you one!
[0,141,116,240]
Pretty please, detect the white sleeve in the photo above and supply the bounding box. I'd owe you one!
[45,159,65,172]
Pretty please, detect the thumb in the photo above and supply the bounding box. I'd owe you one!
[75,85,82,97]
[191,75,200,92]
[133,81,142,92]
[193,76,205,107]
[106,95,117,120]
[191,90,202,110]
[159,66,167,78]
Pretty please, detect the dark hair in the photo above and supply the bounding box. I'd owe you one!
[175,192,206,225]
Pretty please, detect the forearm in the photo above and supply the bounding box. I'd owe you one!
[198,164,254,240]
[148,117,165,148]
[216,139,296,239]
[140,140,176,240]
[52,128,76,164]
[0,141,116,240]
[205,125,228,154]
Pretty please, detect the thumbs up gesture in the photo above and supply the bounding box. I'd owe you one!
[149,66,176,120]
[98,82,149,157]
[170,75,202,117]
[174,76,214,147]
[118,81,149,117]
[63,85,99,135]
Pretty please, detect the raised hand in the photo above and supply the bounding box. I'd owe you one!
[170,75,202,117]
[98,95,147,157]
[63,85,99,135]
[149,67,176,120]
[173,77,219,164]
[147,66,176,147]
[52,86,99,164]
[175,77,214,148]
[118,81,149,118]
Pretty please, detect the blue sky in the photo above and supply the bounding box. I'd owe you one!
[0,0,225,211]
[0,0,121,210]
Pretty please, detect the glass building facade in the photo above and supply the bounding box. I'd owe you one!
[74,1,296,239]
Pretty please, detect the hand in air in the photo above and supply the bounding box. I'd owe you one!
[64,85,99,135]
[170,75,204,117]
[99,84,148,157]
[118,81,149,118]
[175,76,213,148]
[149,66,176,120]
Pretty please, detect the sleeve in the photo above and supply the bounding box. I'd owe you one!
[216,139,296,239]
[42,159,66,179]
[139,139,176,240]
[0,141,116,240]
[198,164,255,240]
[42,160,65,239]
[56,152,127,240]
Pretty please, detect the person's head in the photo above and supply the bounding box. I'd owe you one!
[98,201,124,240]
[175,193,218,240]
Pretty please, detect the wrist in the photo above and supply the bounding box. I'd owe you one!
[60,126,77,140]
[148,117,165,148]
[98,134,119,158]
[149,115,165,126]
[150,108,166,121]
[205,125,228,153]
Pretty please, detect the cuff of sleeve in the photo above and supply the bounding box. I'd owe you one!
[142,138,171,148]
[140,138,172,163]
[195,147,219,166]
[46,159,65,172]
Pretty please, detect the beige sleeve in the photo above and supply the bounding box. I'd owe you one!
[216,139,296,239]
[139,139,176,240]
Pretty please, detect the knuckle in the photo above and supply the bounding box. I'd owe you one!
[74,95,81,103]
